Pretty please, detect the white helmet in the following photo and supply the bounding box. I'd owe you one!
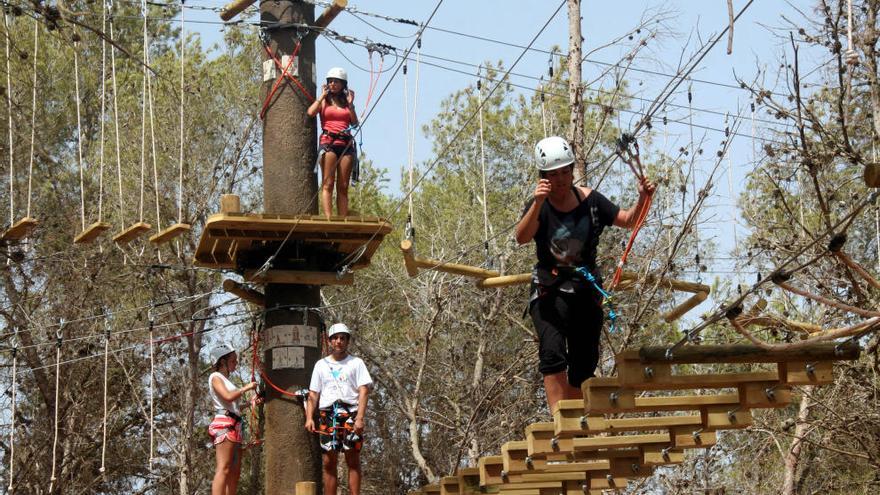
[210,343,236,367]
[327,323,351,338]
[326,67,348,82]
[535,136,575,172]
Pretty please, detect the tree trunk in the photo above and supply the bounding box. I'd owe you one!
[567,0,585,183]
[781,386,813,495]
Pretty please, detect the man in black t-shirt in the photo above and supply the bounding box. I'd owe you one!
[515,136,655,412]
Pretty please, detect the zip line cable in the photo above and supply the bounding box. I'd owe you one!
[0,288,219,341]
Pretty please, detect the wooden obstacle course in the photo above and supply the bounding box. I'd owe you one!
[73,221,111,244]
[1,217,37,241]
[420,342,861,494]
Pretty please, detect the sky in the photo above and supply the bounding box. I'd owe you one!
[177,0,827,313]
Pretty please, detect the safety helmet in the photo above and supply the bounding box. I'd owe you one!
[210,343,236,367]
[534,136,575,172]
[327,323,351,338]
[326,67,348,82]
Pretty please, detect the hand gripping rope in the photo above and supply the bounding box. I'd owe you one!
[259,31,313,120]
[611,133,654,290]
[575,267,619,334]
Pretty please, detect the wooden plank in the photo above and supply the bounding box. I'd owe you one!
[502,440,541,473]
[586,471,630,489]
[618,371,781,390]
[149,222,191,244]
[553,399,590,436]
[738,381,792,408]
[73,221,111,244]
[609,457,654,478]
[572,433,670,451]
[112,222,152,244]
[455,467,480,495]
[641,445,685,466]
[244,270,354,286]
[583,382,635,413]
[669,427,717,449]
[781,360,834,385]
[479,456,504,486]
[617,361,672,388]
[526,422,573,457]
[440,476,461,495]
[422,484,441,495]
[1,217,37,241]
[634,342,860,364]
[702,405,753,430]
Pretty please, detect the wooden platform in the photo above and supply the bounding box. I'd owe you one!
[149,222,191,244]
[418,342,861,494]
[113,222,152,244]
[194,212,392,272]
[73,221,111,244]
[1,217,37,241]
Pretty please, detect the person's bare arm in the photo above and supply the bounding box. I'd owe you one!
[211,375,256,403]
[613,177,656,228]
[354,385,369,435]
[304,390,320,433]
[515,179,551,244]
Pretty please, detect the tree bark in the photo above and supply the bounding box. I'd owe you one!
[567,0,585,183]
[781,386,813,495]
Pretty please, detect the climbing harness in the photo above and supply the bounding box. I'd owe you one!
[575,267,619,334]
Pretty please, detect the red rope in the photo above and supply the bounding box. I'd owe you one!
[609,190,653,290]
[360,51,383,117]
[259,41,313,120]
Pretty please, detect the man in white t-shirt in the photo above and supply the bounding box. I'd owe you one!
[305,323,373,495]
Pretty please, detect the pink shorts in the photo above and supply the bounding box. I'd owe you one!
[208,415,242,445]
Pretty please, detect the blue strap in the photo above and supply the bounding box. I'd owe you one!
[575,267,619,333]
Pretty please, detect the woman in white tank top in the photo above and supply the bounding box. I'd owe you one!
[207,343,257,495]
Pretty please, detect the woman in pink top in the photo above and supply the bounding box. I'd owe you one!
[308,67,359,217]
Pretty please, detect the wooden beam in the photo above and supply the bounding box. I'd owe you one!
[73,221,111,244]
[244,269,353,286]
[631,342,860,365]
[1,217,37,241]
[113,222,152,244]
[413,255,499,278]
[662,291,708,322]
[219,0,256,22]
[294,481,316,495]
[477,273,531,289]
[400,239,419,277]
[865,163,880,188]
[220,194,241,213]
[222,279,266,307]
[149,222,191,244]
[314,0,347,30]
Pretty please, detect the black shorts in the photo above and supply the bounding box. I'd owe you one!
[320,142,356,158]
[529,286,603,388]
